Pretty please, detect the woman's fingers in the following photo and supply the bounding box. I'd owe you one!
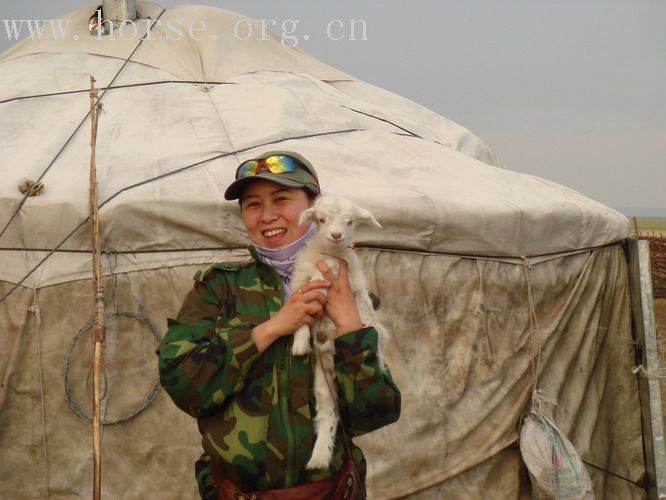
[337,259,349,282]
[315,260,337,282]
[285,287,326,325]
[315,259,351,287]
[298,280,330,294]
[314,258,362,335]
[302,289,326,305]
[302,314,315,326]
[296,296,325,322]
[292,280,328,307]
[305,300,326,318]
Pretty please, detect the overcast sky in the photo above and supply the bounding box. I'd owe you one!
[2,1,664,215]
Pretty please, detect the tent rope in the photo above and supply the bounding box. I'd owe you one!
[631,364,666,379]
[0,8,167,244]
[0,245,249,253]
[0,240,623,258]
[357,241,624,262]
[0,128,362,305]
[340,105,422,138]
[0,241,625,305]
[105,248,121,314]
[521,255,548,416]
[581,459,646,490]
[28,289,50,498]
[0,80,234,104]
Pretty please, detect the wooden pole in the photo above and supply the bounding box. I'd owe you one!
[632,216,640,238]
[88,75,105,500]
[627,239,666,499]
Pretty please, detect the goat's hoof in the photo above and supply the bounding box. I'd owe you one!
[318,339,335,353]
[305,454,331,470]
[291,340,311,356]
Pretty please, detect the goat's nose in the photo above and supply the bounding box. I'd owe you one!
[331,232,342,240]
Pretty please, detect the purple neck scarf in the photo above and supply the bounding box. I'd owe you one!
[254,223,316,299]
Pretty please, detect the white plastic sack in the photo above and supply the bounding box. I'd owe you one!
[520,412,594,500]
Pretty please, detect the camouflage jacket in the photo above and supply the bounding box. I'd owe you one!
[157,249,401,499]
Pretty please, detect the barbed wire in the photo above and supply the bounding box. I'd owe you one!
[63,310,162,425]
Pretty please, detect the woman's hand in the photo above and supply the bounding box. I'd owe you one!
[251,280,329,352]
[316,259,364,336]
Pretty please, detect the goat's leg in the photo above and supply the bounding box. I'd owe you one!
[291,270,329,356]
[292,323,312,355]
[306,348,338,470]
[315,316,336,354]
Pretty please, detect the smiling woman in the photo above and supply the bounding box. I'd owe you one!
[240,182,312,248]
[156,150,401,500]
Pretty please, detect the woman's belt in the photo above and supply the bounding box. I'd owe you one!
[213,458,362,500]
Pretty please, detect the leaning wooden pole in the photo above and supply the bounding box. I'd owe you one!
[88,75,105,500]
[627,240,666,499]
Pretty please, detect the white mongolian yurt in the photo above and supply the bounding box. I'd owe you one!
[0,2,648,499]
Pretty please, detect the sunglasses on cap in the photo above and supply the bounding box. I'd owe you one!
[237,155,302,177]
[225,152,321,201]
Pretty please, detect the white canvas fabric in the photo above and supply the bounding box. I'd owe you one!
[0,2,628,288]
[0,246,645,499]
[0,2,643,499]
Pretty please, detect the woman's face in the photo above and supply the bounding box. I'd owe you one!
[240,180,312,248]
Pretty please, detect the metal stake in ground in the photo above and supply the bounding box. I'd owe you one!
[88,75,105,500]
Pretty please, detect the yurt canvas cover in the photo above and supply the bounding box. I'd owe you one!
[0,2,645,498]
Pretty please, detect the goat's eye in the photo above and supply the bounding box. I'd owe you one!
[347,221,352,226]
[318,218,325,224]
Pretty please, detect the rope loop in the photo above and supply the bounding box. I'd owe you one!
[632,364,666,379]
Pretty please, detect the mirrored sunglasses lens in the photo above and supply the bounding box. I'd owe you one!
[237,160,259,178]
[264,155,297,173]
[237,156,298,179]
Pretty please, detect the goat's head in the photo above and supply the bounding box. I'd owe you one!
[299,196,381,248]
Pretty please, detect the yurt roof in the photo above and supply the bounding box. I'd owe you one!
[0,2,629,289]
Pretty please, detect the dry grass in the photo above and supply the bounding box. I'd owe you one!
[631,217,666,237]
[644,237,666,298]
[655,299,666,418]
[632,218,666,297]
[636,234,666,417]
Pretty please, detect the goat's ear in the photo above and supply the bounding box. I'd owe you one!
[299,207,316,226]
[356,206,382,228]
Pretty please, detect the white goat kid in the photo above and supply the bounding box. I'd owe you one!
[290,196,385,470]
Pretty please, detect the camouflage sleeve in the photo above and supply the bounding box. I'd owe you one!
[195,455,217,500]
[334,327,401,436]
[157,275,260,418]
